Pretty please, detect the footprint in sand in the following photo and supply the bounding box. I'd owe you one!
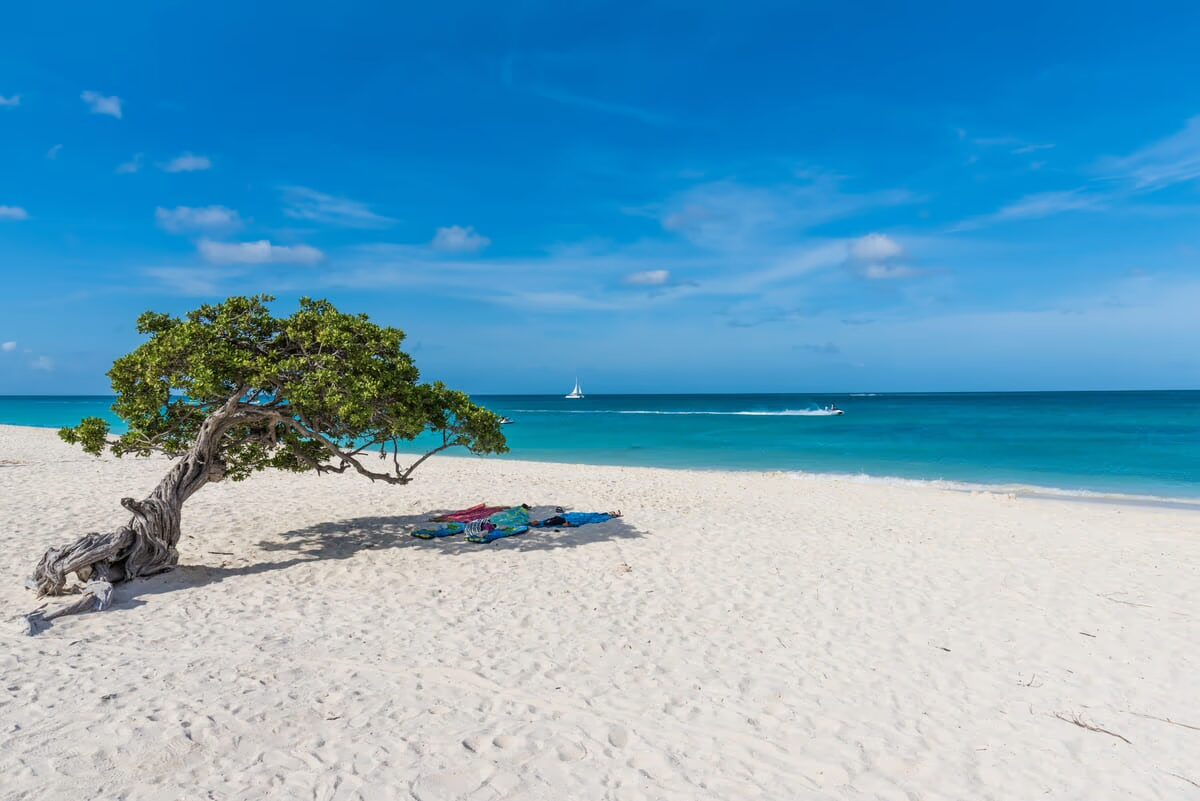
[607,726,629,748]
[492,734,524,750]
[557,742,587,761]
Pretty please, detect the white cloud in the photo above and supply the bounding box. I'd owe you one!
[861,263,919,280]
[624,269,671,286]
[846,233,919,280]
[281,186,394,228]
[162,153,212,173]
[198,239,324,265]
[31,356,53,371]
[0,206,29,221]
[46,144,63,160]
[432,225,491,253]
[156,205,242,234]
[81,90,122,119]
[0,95,20,108]
[116,153,144,174]
[850,233,904,262]
[1,341,16,352]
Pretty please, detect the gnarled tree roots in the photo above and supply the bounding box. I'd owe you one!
[24,439,225,633]
[25,495,188,634]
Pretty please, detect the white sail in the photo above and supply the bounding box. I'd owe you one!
[565,378,584,399]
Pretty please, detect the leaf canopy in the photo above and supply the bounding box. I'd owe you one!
[60,296,507,482]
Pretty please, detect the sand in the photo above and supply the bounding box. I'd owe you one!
[1,423,1198,800]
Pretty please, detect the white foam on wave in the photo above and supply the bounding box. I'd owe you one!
[508,408,842,417]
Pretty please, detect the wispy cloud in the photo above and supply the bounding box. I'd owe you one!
[956,116,1200,231]
[31,355,53,371]
[860,263,920,280]
[960,129,1055,156]
[528,85,671,125]
[156,206,242,234]
[0,94,20,108]
[723,302,806,328]
[796,341,840,355]
[144,267,226,295]
[1099,115,1200,190]
[116,153,144,174]
[1,341,16,352]
[281,186,394,228]
[952,189,1106,231]
[162,168,927,317]
[659,179,913,252]
[991,190,1105,221]
[81,90,122,119]
[431,225,491,253]
[46,144,63,160]
[0,206,29,221]
[502,53,670,125]
[162,153,212,173]
[623,269,671,286]
[198,239,324,265]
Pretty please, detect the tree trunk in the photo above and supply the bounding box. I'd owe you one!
[25,416,229,634]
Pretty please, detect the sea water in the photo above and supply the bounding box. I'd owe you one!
[2,392,1197,500]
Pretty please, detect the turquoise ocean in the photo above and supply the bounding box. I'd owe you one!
[1,392,1198,500]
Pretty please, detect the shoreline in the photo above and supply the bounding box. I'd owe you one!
[3,422,1197,510]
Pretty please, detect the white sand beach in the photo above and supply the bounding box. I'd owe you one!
[1,423,1197,800]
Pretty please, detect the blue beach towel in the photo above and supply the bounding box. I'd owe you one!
[466,525,530,544]
[562,512,612,526]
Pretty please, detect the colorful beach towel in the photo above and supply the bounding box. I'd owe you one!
[433,504,510,523]
[486,506,531,529]
[411,522,465,539]
[532,512,614,528]
[466,525,529,544]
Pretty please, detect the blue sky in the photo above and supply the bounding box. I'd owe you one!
[2,1,1200,394]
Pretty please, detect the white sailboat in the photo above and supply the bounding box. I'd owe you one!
[565,377,584,399]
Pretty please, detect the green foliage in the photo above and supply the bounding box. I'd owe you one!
[60,296,507,481]
[58,416,111,456]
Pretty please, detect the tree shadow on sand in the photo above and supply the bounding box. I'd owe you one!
[262,511,645,558]
[109,509,645,608]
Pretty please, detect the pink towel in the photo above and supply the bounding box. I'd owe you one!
[433,504,509,523]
